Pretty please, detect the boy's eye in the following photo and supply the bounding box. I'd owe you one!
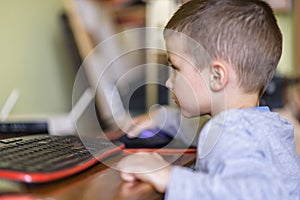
[168,63,178,71]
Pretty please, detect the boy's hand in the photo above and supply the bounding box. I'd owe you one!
[122,108,159,138]
[117,152,173,193]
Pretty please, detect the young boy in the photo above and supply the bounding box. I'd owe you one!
[117,0,300,199]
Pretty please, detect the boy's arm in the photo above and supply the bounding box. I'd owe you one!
[123,106,208,146]
[117,153,288,199]
[122,106,181,138]
[165,165,288,200]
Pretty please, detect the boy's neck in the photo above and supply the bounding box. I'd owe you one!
[231,91,259,107]
[211,92,259,117]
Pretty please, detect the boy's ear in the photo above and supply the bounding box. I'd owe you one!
[209,62,228,91]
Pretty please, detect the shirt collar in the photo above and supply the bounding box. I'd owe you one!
[252,106,270,112]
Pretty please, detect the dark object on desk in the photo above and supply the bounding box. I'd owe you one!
[0,121,48,134]
[0,122,49,140]
[118,128,186,149]
[0,134,124,183]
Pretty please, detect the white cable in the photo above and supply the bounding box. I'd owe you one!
[0,89,20,121]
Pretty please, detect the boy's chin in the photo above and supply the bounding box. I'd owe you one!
[180,109,200,118]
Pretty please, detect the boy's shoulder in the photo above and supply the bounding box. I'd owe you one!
[199,106,298,161]
[199,107,294,158]
[217,107,293,131]
[219,108,294,141]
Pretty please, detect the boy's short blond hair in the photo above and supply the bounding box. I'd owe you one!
[164,0,282,96]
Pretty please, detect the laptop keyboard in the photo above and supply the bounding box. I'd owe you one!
[0,134,124,183]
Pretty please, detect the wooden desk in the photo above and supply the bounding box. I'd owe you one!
[1,151,196,200]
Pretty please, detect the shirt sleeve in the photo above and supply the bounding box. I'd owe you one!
[165,165,288,200]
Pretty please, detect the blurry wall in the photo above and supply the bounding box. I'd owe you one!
[0,0,295,116]
[276,12,295,76]
[0,0,75,115]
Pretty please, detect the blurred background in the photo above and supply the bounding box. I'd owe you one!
[0,0,298,126]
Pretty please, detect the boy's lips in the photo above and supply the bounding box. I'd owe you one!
[171,93,179,105]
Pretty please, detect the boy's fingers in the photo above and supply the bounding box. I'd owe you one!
[122,119,135,133]
[122,118,147,138]
[120,172,137,182]
[125,120,154,138]
[126,126,144,138]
